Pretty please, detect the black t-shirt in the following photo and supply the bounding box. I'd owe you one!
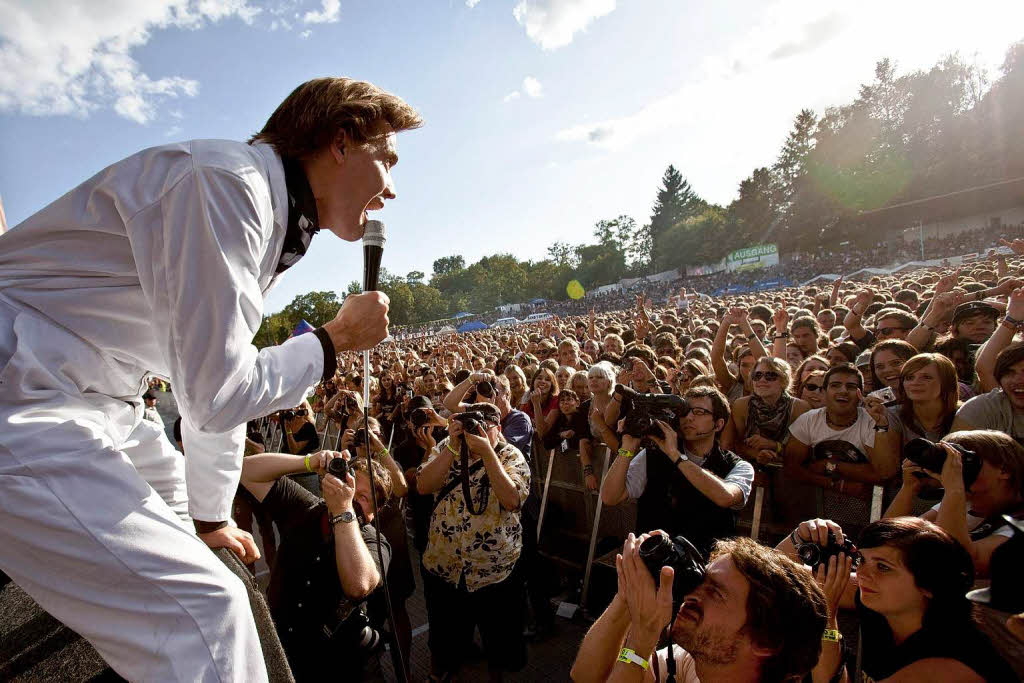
[856,591,1016,682]
[393,434,434,553]
[260,477,390,681]
[543,402,592,451]
[285,421,320,455]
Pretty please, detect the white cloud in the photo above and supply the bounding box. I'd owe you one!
[302,0,340,24]
[522,76,543,98]
[466,0,483,7]
[512,0,617,50]
[165,124,183,137]
[300,29,312,38]
[0,0,260,124]
[503,91,522,103]
[554,0,1024,210]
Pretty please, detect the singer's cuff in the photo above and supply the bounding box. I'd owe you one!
[313,327,337,383]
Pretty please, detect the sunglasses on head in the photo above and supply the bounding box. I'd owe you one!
[752,371,780,382]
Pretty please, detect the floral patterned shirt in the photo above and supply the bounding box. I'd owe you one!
[419,437,531,591]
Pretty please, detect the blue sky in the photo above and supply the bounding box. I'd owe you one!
[2,0,1023,313]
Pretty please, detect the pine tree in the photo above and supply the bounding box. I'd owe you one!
[649,165,701,272]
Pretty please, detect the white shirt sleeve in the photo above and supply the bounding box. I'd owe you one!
[788,410,813,446]
[724,459,755,510]
[859,409,877,449]
[626,449,647,499]
[133,164,324,521]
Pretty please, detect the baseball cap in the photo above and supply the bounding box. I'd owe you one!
[952,301,999,327]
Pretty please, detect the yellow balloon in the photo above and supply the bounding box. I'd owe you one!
[567,280,585,300]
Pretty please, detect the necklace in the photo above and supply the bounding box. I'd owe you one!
[826,411,857,430]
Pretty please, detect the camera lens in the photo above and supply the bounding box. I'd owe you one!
[327,457,349,479]
[797,542,821,568]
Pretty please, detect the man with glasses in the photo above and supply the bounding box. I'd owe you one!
[600,385,754,555]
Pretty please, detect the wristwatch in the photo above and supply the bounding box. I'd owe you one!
[330,510,357,526]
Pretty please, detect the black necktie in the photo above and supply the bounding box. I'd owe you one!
[276,156,320,274]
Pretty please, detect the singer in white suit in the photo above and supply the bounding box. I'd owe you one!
[0,78,420,682]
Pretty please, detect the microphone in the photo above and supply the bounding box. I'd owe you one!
[357,218,409,682]
[362,220,386,292]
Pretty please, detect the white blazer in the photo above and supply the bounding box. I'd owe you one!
[0,140,324,521]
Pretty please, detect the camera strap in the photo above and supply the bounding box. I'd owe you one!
[460,442,489,516]
[431,458,485,513]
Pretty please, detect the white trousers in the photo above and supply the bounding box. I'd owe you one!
[0,298,267,682]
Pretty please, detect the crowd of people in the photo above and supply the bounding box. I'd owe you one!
[394,221,1024,340]
[221,236,1024,682]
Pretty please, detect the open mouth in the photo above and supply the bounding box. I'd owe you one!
[677,602,701,622]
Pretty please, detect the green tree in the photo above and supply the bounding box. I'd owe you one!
[649,165,703,271]
[280,290,341,329]
[432,255,465,277]
[406,270,425,284]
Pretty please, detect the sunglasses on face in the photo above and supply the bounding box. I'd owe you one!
[752,371,780,382]
[804,383,823,392]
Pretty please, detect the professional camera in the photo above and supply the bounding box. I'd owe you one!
[326,456,350,480]
[638,534,707,608]
[410,407,431,429]
[351,427,371,449]
[476,379,495,399]
[326,604,385,658]
[905,438,981,489]
[614,385,688,438]
[280,409,295,421]
[453,410,488,435]
[796,531,857,570]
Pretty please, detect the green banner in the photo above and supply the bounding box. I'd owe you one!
[727,244,778,262]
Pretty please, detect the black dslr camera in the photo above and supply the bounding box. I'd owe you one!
[326,456,349,480]
[476,379,495,399]
[796,531,857,570]
[410,406,432,429]
[905,438,981,489]
[638,534,707,609]
[614,384,688,439]
[454,410,488,435]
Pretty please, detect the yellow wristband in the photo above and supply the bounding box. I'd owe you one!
[822,629,842,642]
[304,454,313,473]
[446,442,459,456]
[617,448,635,459]
[617,648,649,670]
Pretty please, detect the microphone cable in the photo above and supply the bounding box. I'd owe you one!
[361,348,410,683]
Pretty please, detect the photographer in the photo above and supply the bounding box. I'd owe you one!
[570,532,827,682]
[392,396,448,552]
[444,371,534,459]
[416,402,531,679]
[776,516,1016,682]
[280,401,319,456]
[601,385,754,555]
[239,450,392,681]
[884,430,1024,575]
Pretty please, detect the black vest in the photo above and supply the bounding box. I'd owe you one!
[636,443,742,557]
